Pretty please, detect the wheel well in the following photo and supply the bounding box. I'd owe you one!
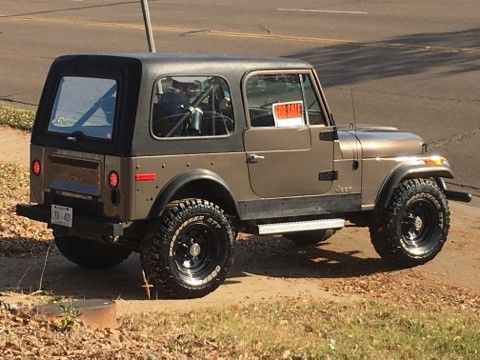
[375,165,453,209]
[170,179,239,217]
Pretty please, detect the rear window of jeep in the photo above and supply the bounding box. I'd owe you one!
[48,76,117,140]
[151,76,234,138]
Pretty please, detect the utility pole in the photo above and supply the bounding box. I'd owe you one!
[140,0,156,52]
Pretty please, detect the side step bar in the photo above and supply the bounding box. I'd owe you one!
[257,218,345,235]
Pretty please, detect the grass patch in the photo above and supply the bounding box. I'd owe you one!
[0,105,35,131]
[2,296,479,359]
[122,299,480,360]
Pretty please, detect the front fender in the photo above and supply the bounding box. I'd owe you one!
[375,164,454,209]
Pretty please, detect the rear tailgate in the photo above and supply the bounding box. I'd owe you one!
[44,149,104,198]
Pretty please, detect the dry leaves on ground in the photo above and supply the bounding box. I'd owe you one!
[0,162,52,256]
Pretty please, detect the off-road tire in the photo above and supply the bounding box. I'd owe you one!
[369,178,449,268]
[285,229,336,246]
[54,234,132,269]
[140,199,235,299]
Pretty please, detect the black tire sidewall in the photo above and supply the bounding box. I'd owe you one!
[54,234,131,269]
[142,199,235,298]
[371,178,450,267]
[167,209,232,290]
[395,191,445,258]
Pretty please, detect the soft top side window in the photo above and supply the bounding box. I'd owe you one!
[246,73,327,128]
[151,76,234,138]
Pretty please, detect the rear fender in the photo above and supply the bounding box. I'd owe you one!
[149,169,240,218]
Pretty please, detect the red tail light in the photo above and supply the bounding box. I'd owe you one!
[108,170,119,188]
[32,160,41,176]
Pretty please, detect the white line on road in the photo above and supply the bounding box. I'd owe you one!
[277,8,368,15]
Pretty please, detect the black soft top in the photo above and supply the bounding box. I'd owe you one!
[33,53,315,156]
[73,52,313,73]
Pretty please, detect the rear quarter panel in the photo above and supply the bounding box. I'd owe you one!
[132,153,255,220]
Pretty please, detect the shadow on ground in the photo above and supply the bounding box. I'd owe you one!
[0,233,392,300]
[287,27,480,87]
[0,236,51,257]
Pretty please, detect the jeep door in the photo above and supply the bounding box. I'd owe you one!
[243,71,334,198]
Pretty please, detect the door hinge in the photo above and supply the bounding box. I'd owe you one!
[318,170,338,181]
[319,129,338,141]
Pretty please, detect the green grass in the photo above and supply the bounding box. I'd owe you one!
[0,105,35,131]
[122,299,480,360]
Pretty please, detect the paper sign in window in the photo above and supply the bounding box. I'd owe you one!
[272,101,304,127]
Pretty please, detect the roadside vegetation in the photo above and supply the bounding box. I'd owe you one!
[0,105,35,131]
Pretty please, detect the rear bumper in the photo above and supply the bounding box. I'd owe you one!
[16,204,126,238]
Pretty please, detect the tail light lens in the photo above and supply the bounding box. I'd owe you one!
[108,170,119,188]
[32,160,41,176]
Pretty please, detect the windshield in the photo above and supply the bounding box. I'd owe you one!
[48,76,117,140]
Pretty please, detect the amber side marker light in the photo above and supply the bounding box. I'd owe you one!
[32,160,41,176]
[108,171,119,188]
[424,157,444,166]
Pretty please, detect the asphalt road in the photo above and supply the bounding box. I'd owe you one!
[0,0,479,195]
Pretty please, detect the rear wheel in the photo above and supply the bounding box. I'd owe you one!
[54,234,132,269]
[369,178,449,267]
[285,229,336,246]
[140,199,235,299]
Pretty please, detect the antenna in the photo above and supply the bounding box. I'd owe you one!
[350,86,357,129]
[140,0,156,52]
[350,86,360,169]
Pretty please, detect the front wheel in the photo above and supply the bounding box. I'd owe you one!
[140,199,235,299]
[369,178,450,268]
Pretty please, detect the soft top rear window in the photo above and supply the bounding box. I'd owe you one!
[48,76,117,140]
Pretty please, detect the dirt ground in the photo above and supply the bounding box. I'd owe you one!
[0,126,479,314]
[0,126,30,164]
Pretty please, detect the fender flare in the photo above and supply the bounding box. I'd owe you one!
[148,169,240,218]
[375,164,454,209]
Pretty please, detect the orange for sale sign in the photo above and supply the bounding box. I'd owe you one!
[272,101,304,127]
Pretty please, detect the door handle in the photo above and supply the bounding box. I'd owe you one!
[247,153,265,163]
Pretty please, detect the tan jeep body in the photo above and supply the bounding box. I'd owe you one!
[15,53,473,298]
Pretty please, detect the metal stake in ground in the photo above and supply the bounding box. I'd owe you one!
[140,0,156,53]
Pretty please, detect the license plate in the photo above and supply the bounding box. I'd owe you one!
[51,204,73,228]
